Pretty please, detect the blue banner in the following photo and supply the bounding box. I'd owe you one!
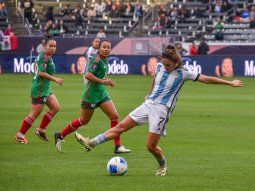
[0,54,254,77]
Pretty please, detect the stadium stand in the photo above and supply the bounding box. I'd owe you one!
[143,0,255,42]
[0,1,8,32]
[4,0,255,42]
[15,0,143,37]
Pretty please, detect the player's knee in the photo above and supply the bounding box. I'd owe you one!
[52,105,60,114]
[56,105,60,112]
[29,114,38,120]
[109,114,119,121]
[30,111,41,119]
[146,142,157,153]
[80,117,88,125]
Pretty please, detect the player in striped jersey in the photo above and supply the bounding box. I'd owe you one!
[15,38,63,144]
[75,44,243,176]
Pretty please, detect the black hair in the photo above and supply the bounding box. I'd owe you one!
[161,44,182,68]
[97,39,111,58]
[43,35,55,46]
[99,39,111,48]
[92,37,101,43]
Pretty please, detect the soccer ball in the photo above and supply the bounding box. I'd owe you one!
[107,156,127,176]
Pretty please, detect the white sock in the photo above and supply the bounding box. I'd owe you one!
[90,134,108,147]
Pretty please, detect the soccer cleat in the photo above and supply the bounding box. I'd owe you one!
[35,128,48,141]
[156,166,167,176]
[114,145,131,154]
[54,132,65,152]
[75,132,92,152]
[15,133,28,144]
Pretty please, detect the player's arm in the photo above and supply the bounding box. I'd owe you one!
[85,72,113,86]
[149,78,155,92]
[145,78,155,99]
[141,64,147,76]
[38,71,63,85]
[198,74,243,87]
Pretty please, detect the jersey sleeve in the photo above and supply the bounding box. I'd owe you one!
[86,48,96,61]
[87,58,98,74]
[155,62,163,76]
[182,68,200,81]
[87,52,93,60]
[85,49,91,60]
[36,53,48,72]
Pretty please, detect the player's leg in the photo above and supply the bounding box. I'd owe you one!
[146,133,167,176]
[75,116,137,151]
[54,108,94,152]
[99,99,130,154]
[15,102,44,143]
[35,94,60,141]
[147,102,169,176]
[76,101,149,151]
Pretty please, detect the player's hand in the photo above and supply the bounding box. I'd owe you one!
[109,79,116,87]
[144,94,149,100]
[102,78,112,86]
[55,78,63,85]
[231,79,243,87]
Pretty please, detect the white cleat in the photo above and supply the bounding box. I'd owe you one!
[156,166,167,176]
[54,132,65,153]
[75,132,92,152]
[55,139,65,152]
[114,145,131,154]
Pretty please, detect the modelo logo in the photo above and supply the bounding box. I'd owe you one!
[244,60,255,76]
[108,57,129,75]
[182,57,202,73]
[14,57,37,73]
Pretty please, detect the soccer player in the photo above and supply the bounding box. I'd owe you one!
[74,44,243,176]
[83,37,100,84]
[15,38,63,144]
[54,40,130,154]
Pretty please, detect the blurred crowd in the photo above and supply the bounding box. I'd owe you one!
[17,0,145,37]
[153,0,254,30]
[0,1,7,17]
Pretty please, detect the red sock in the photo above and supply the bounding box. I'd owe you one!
[61,118,84,138]
[111,119,121,146]
[39,112,54,130]
[19,116,35,135]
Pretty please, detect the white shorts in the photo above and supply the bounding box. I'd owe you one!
[129,99,171,136]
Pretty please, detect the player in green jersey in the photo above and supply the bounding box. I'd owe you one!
[83,37,100,84]
[54,40,130,154]
[15,38,63,144]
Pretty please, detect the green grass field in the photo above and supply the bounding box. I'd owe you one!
[0,74,255,191]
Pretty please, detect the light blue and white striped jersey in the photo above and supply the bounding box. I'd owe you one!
[84,46,98,74]
[148,62,200,110]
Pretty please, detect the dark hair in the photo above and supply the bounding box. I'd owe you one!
[93,37,101,42]
[43,35,55,46]
[99,39,111,48]
[162,44,182,68]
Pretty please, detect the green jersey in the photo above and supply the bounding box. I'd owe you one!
[31,52,55,98]
[82,56,109,103]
